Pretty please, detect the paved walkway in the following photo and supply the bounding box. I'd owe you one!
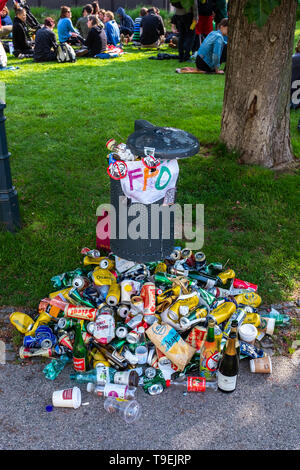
[0,353,299,451]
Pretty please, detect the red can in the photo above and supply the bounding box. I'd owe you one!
[232,278,258,292]
[64,304,98,322]
[140,282,156,317]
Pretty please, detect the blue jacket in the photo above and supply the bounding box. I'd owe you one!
[105,20,120,45]
[197,30,226,70]
[57,17,78,43]
[116,7,134,32]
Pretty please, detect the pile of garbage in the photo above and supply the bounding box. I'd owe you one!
[9,247,291,423]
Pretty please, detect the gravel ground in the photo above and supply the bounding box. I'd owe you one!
[0,353,299,451]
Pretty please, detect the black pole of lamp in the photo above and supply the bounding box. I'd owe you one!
[0,100,21,232]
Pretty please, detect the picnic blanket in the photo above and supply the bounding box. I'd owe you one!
[94,45,124,59]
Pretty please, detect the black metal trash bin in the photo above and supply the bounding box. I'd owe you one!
[109,120,200,263]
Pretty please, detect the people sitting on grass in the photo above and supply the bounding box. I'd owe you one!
[164,14,179,48]
[176,17,228,74]
[76,4,93,40]
[0,5,13,39]
[132,7,147,46]
[33,16,57,62]
[116,6,134,43]
[104,11,120,46]
[12,7,34,58]
[57,5,83,45]
[140,7,165,48]
[76,14,107,57]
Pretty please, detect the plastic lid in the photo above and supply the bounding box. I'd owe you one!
[45,405,53,412]
[239,323,258,342]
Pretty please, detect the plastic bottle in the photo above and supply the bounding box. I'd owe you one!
[86,382,136,399]
[167,376,218,392]
[260,308,290,326]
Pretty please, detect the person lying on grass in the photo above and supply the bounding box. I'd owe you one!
[176,17,228,74]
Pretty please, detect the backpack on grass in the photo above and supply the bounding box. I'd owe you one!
[56,43,76,63]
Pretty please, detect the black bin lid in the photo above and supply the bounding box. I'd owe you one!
[126,120,200,160]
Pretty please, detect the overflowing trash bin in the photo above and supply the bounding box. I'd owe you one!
[104,120,200,263]
[8,122,292,422]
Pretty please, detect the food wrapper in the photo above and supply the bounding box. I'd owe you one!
[185,326,207,353]
[146,322,196,371]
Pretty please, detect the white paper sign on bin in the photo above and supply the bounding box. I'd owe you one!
[120,159,179,204]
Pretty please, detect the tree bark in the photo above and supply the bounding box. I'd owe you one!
[220,0,298,169]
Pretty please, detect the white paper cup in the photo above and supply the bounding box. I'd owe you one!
[135,346,148,364]
[239,323,258,344]
[250,356,272,374]
[52,386,81,409]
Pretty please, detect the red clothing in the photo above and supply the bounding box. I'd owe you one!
[0,0,8,27]
[195,15,213,36]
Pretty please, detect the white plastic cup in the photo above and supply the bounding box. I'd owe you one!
[52,386,81,409]
[239,323,258,344]
[104,397,141,423]
[135,345,148,364]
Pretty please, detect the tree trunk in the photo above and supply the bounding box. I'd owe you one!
[220,0,297,169]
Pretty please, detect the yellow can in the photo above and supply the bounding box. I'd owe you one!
[29,311,54,336]
[154,262,167,274]
[243,312,261,328]
[106,282,121,306]
[90,348,110,368]
[9,312,35,335]
[92,267,116,286]
[168,292,200,318]
[209,301,237,325]
[234,292,262,308]
[218,269,236,285]
[49,287,72,299]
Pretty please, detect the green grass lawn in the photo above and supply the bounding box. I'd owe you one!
[0,24,299,308]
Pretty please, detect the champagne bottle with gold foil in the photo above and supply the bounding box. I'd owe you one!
[218,331,239,393]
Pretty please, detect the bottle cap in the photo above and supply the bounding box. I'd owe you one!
[165,380,171,387]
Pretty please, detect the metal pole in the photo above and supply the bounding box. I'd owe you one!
[0,101,21,232]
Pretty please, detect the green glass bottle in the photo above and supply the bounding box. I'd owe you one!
[73,322,89,372]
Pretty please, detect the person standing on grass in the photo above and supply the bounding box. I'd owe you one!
[57,6,83,45]
[173,0,198,62]
[12,7,34,58]
[33,17,57,62]
[176,17,228,74]
[104,11,120,46]
[140,7,165,48]
[76,4,93,40]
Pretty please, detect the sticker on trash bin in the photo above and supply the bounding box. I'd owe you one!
[120,159,179,204]
[107,161,128,180]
